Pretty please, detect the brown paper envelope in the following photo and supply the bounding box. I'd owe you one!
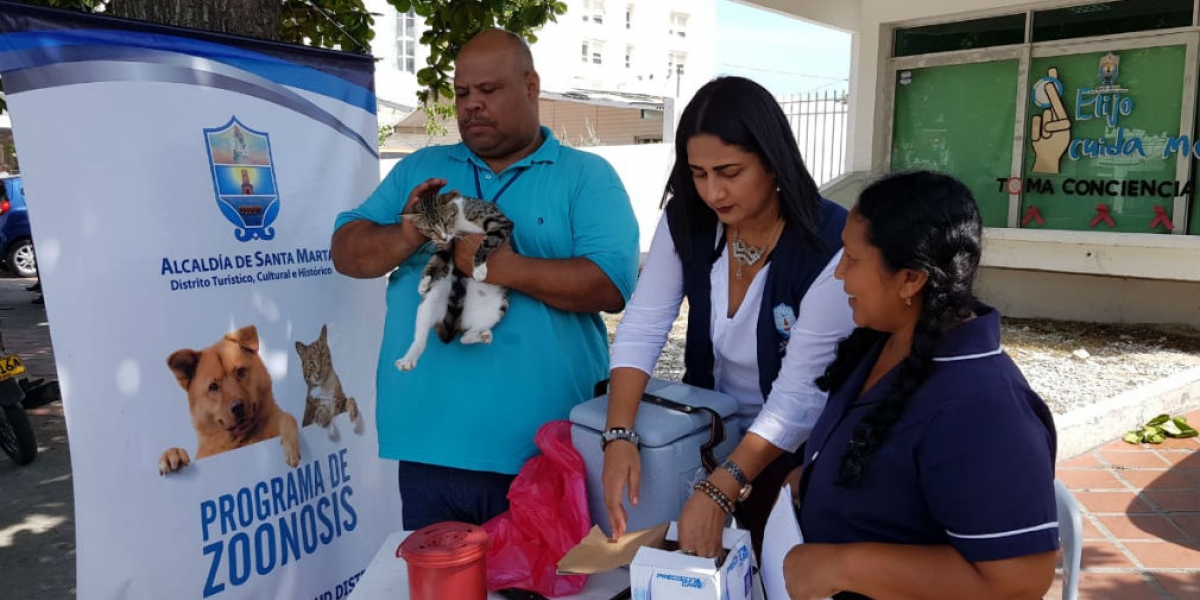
[556,523,671,575]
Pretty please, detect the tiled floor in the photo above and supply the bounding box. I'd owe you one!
[1048,409,1200,600]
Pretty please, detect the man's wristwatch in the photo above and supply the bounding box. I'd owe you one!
[720,458,753,503]
[601,427,641,451]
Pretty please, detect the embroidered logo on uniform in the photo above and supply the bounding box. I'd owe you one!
[773,303,797,339]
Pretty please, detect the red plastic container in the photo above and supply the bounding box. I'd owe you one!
[398,522,490,600]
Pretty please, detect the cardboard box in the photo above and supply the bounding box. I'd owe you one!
[629,523,757,600]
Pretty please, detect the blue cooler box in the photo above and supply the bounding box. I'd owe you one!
[569,378,742,536]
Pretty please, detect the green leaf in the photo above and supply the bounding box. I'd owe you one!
[1161,419,1184,437]
[1171,416,1198,438]
[1147,414,1170,427]
[1123,431,1144,444]
[416,67,435,86]
[519,6,542,24]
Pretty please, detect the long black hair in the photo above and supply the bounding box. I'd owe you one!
[663,76,824,261]
[814,170,983,485]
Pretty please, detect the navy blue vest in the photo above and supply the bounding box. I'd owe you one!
[673,199,847,399]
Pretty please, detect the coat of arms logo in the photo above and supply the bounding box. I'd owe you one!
[203,117,281,241]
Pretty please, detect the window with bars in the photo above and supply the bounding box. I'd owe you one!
[668,51,686,76]
[625,45,632,69]
[583,0,605,24]
[626,5,633,29]
[396,9,416,73]
[581,39,604,64]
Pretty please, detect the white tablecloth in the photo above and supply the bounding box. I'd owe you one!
[349,531,632,600]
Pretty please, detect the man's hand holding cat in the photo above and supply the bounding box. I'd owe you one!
[452,233,516,283]
[399,178,447,247]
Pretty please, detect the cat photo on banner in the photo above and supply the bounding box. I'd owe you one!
[297,324,363,441]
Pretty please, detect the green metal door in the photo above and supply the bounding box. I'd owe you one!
[891,59,1020,228]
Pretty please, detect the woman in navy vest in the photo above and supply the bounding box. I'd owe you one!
[602,76,855,556]
[784,171,1057,600]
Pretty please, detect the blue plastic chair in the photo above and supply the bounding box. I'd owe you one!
[1054,478,1083,600]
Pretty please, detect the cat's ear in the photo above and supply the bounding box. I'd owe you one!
[319,324,328,342]
[295,340,306,354]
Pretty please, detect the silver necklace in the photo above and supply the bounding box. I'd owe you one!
[731,219,784,280]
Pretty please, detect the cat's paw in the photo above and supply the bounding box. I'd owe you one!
[417,276,432,295]
[326,422,340,443]
[395,356,418,371]
[460,329,493,345]
[314,404,334,428]
[345,400,364,435]
[473,263,488,282]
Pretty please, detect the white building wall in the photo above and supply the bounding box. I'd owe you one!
[365,0,716,114]
[364,0,431,113]
[530,0,716,100]
[582,144,674,252]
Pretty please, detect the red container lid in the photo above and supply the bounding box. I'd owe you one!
[398,522,490,568]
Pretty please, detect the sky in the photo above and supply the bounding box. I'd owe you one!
[713,0,851,97]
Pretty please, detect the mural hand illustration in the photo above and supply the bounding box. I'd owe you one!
[1031,67,1071,174]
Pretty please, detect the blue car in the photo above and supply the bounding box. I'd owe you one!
[0,176,36,278]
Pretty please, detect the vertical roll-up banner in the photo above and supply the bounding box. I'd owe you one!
[0,3,399,598]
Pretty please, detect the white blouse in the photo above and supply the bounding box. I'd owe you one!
[610,215,856,452]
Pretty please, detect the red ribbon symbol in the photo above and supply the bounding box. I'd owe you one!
[1021,205,1045,226]
[1089,204,1116,228]
[1149,205,1175,231]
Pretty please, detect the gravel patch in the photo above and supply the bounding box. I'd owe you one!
[603,304,1200,415]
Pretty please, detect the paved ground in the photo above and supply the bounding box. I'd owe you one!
[0,275,75,599]
[0,272,1195,599]
[1050,420,1200,600]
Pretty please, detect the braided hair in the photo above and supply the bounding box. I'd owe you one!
[816,171,983,485]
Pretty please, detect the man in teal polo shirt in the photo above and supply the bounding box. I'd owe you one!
[332,29,639,529]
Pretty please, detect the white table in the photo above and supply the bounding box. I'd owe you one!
[350,531,632,600]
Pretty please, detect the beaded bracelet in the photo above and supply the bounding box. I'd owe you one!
[693,479,735,516]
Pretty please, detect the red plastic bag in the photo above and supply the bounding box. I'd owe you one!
[482,420,590,597]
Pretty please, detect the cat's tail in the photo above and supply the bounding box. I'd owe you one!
[436,275,467,344]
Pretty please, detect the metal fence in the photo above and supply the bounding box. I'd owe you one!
[777,91,849,187]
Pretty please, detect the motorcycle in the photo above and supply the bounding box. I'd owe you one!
[0,329,37,465]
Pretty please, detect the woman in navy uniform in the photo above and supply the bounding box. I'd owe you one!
[785,171,1058,600]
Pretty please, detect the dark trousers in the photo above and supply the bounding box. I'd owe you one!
[398,461,516,530]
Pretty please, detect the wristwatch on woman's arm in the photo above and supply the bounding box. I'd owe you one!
[601,427,641,450]
[719,458,753,503]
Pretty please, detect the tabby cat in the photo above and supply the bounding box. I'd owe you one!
[395,190,513,371]
[296,324,362,440]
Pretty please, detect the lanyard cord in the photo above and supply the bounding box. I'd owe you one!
[472,163,525,204]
